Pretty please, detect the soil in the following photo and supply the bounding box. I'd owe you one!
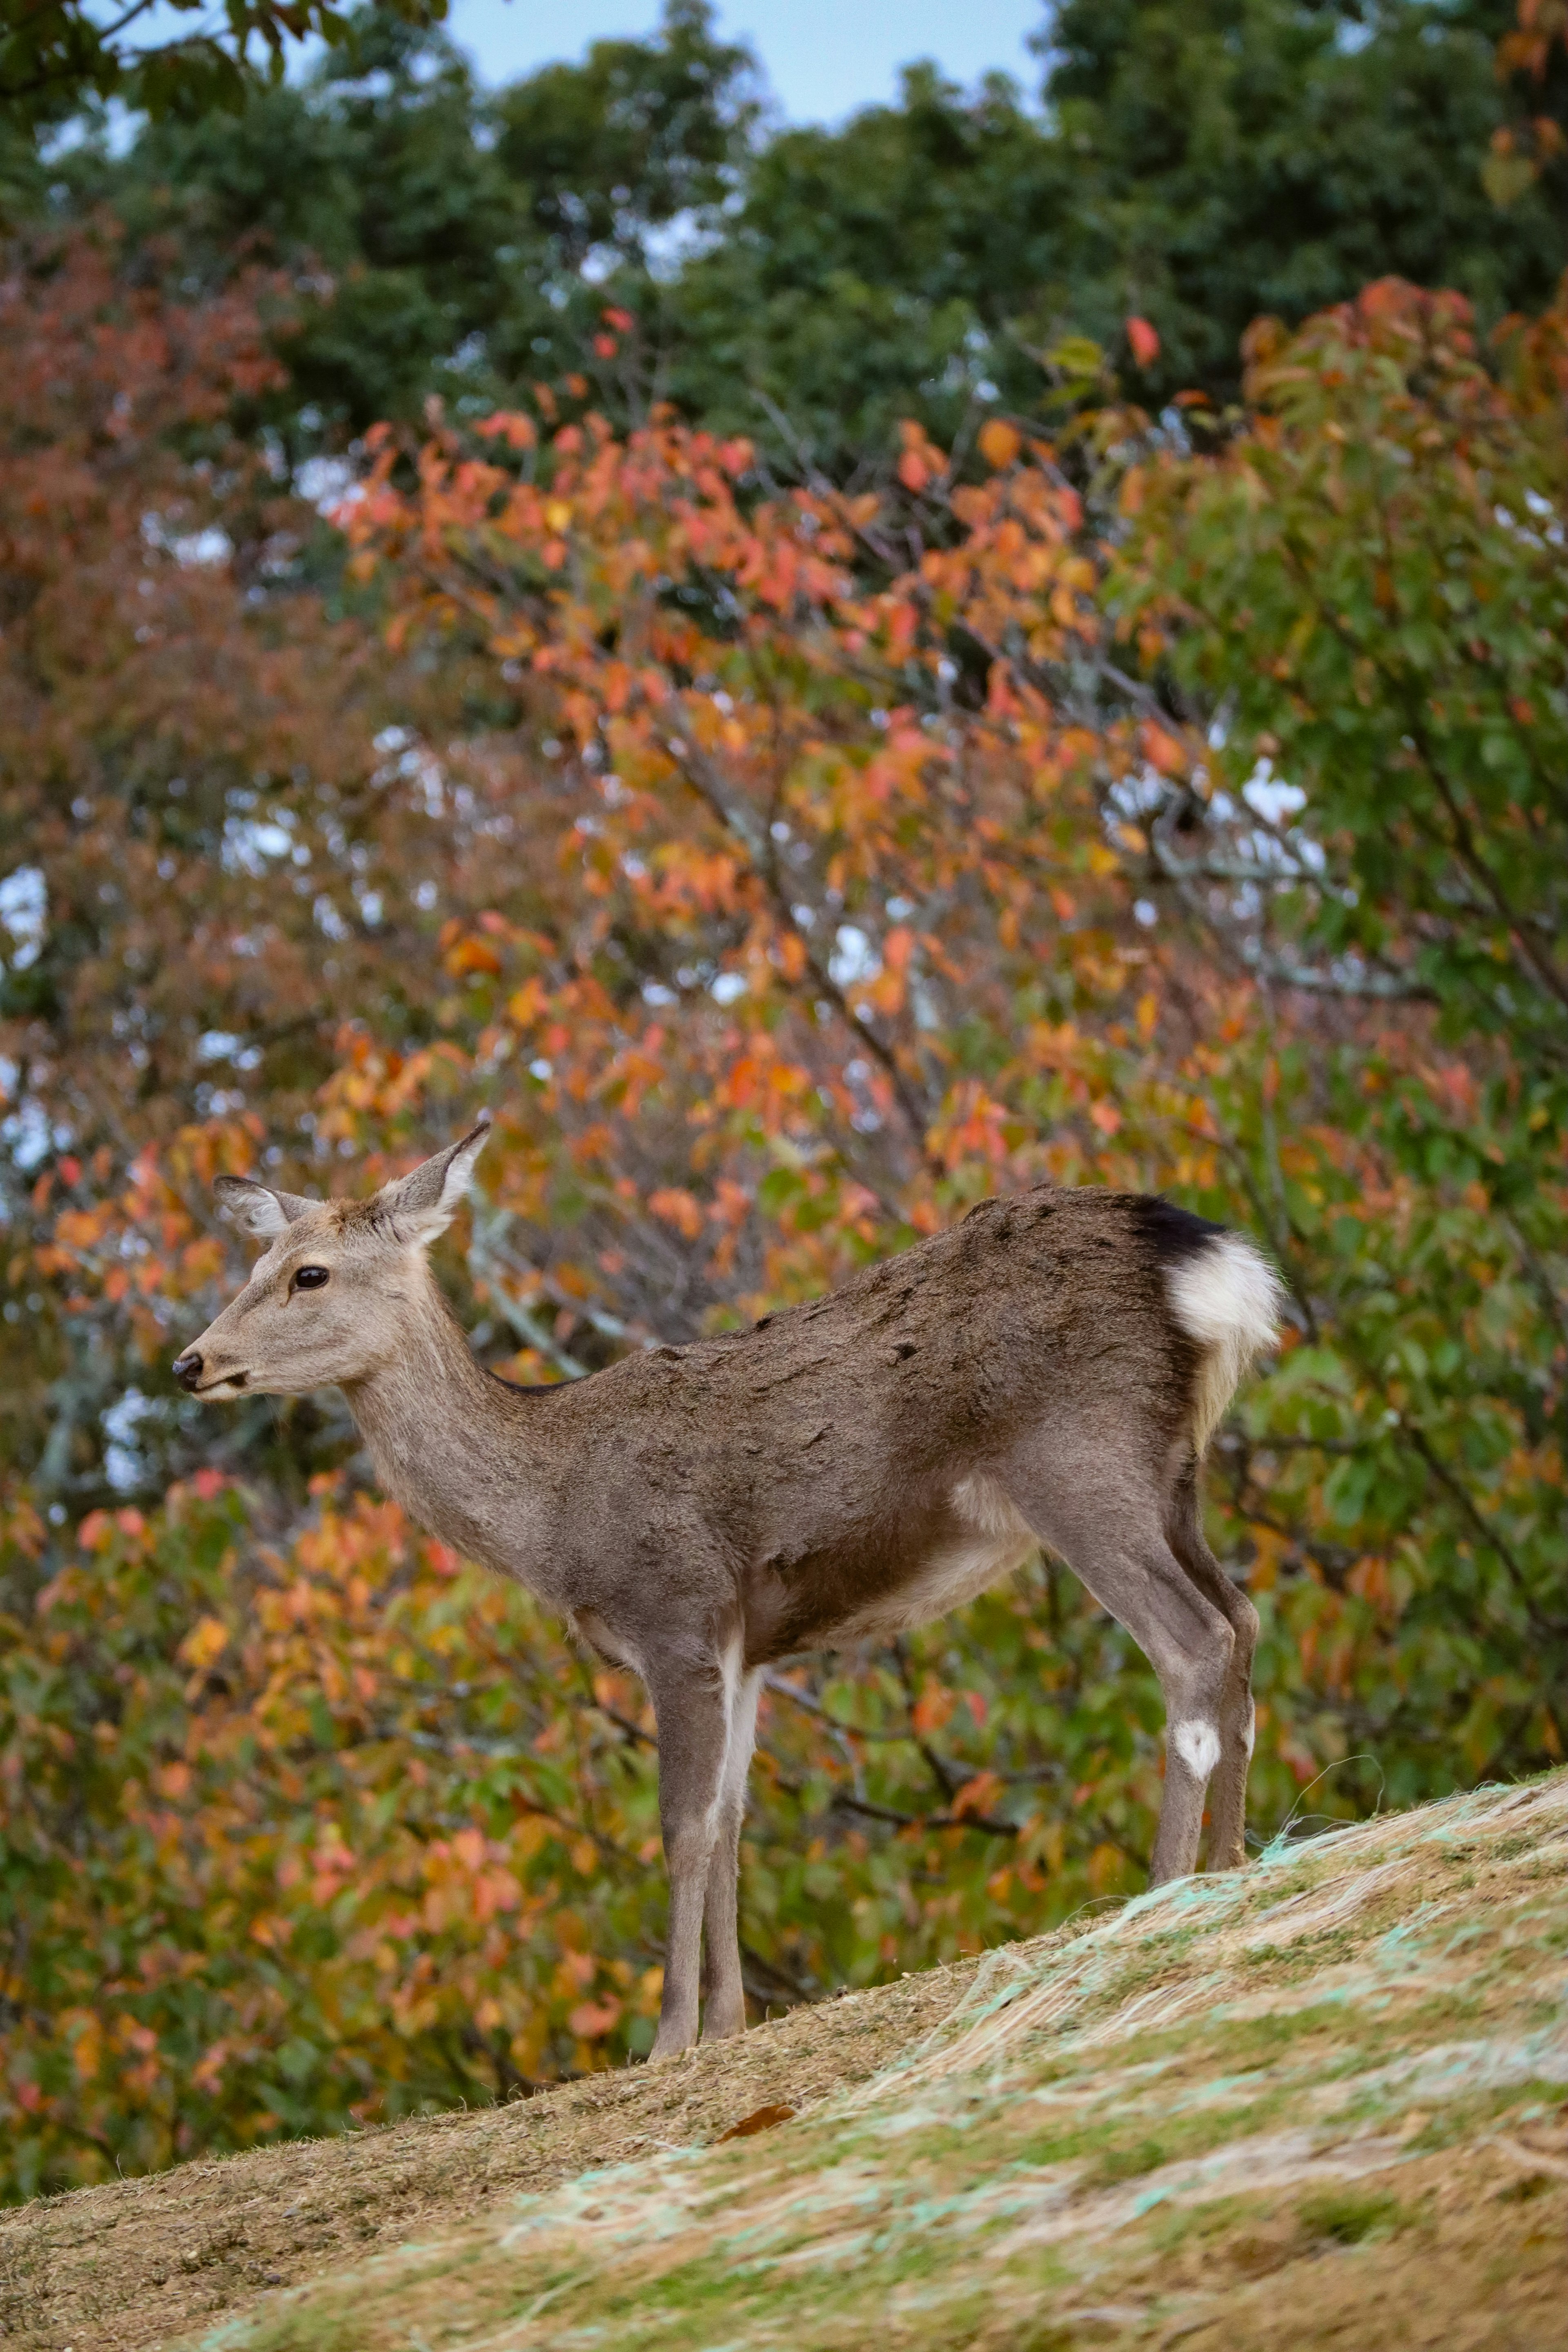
[0,1950,992,2352]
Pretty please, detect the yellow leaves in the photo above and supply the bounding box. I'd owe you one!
[178,1616,230,1673]
[505,976,548,1029]
[1087,1843,1127,1898]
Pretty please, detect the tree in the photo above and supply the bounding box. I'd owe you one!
[60,2,760,463]
[1108,277,1568,1801]
[644,0,1568,450]
[491,0,760,274]
[52,0,1568,473]
[1040,0,1568,402]
[0,0,442,130]
[0,221,526,1506]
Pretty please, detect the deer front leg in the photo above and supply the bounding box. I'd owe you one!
[647,1651,732,2061]
[699,1666,760,2042]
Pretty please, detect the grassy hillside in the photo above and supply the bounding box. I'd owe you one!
[4,1770,1567,2352]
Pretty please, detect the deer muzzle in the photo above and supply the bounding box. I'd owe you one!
[173,1351,248,1396]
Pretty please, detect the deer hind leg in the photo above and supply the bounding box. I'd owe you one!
[646,1644,734,2061]
[699,1664,760,2043]
[998,1443,1235,1886]
[1165,1461,1258,1871]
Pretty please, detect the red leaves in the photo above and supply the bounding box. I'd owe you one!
[568,1997,624,2038]
[1125,316,1161,369]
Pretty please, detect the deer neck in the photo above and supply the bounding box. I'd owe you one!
[342,1270,554,1586]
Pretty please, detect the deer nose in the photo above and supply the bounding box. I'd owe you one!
[173,1351,204,1392]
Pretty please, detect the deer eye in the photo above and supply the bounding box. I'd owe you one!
[292,1265,331,1291]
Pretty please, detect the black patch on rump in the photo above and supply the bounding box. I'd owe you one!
[1127,1196,1230,1453]
[1127,1194,1229,1266]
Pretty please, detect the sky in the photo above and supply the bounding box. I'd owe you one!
[93,0,1045,133]
[438,0,1042,123]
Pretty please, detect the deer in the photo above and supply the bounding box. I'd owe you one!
[173,1118,1283,2060]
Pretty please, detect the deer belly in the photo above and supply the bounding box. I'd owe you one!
[837,1473,1036,1644]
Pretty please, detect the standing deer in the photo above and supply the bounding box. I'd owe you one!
[174,1120,1282,2058]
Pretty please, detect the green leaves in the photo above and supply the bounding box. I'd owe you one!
[0,0,444,130]
[1112,279,1568,1820]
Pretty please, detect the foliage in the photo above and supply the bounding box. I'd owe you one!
[46,0,1568,468]
[56,2,761,463]
[0,221,467,1501]
[0,1474,665,2197]
[1035,0,1568,404]
[0,0,442,131]
[1103,278,1568,1803]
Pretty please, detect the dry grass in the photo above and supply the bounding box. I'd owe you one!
[4,1771,1567,2352]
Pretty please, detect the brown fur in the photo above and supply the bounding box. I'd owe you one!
[175,1127,1278,2058]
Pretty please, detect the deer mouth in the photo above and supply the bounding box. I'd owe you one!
[196,1371,249,1395]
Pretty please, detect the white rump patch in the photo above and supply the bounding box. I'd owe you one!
[1172,1718,1221,1781]
[1245,1702,1256,1759]
[1165,1232,1285,1453]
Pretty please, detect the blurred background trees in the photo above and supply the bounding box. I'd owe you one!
[1,0,1564,2204]
[33,0,1568,465]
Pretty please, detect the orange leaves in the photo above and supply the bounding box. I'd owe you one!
[1138,717,1188,776]
[0,1470,699,2187]
[911,1681,955,1735]
[647,1186,704,1241]
[313,393,1178,1272]
[896,420,948,494]
[442,933,504,979]
[474,410,537,451]
[568,1995,624,2039]
[978,419,1022,470]
[950,1771,1004,1822]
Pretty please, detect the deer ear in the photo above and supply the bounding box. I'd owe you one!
[373,1119,491,1246]
[214,1174,314,1239]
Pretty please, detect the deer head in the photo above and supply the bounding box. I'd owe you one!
[172,1122,490,1401]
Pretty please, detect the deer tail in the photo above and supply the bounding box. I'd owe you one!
[1165,1229,1285,1456]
